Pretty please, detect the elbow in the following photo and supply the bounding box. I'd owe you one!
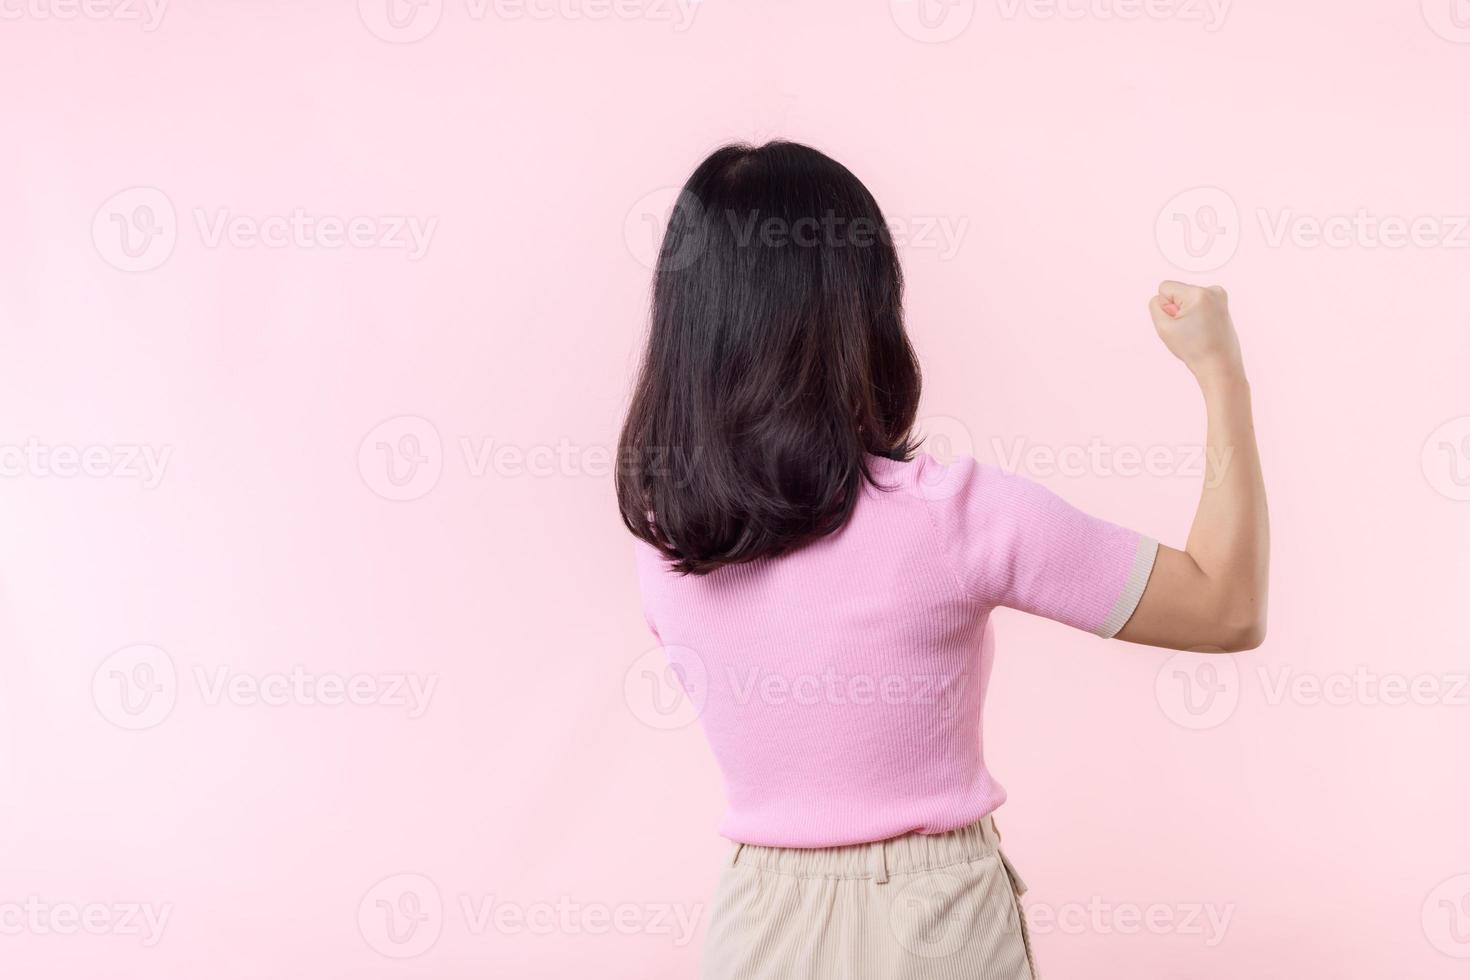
[1217,621,1266,652]
[1214,602,1267,652]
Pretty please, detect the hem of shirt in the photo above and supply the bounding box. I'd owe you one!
[1095,535,1160,638]
[718,796,1007,850]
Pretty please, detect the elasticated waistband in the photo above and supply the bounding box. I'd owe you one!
[729,814,1001,881]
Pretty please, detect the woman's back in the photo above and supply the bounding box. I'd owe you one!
[635,452,1156,847]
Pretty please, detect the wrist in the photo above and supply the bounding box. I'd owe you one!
[1193,360,1249,395]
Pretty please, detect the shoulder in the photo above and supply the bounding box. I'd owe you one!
[868,451,1024,505]
[632,537,669,582]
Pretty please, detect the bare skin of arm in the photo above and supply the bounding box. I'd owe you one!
[1115,281,1270,653]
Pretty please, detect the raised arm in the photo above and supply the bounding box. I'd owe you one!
[1114,281,1270,652]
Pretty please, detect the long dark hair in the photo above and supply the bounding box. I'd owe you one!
[617,141,922,575]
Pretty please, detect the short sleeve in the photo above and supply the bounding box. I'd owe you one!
[917,454,1158,637]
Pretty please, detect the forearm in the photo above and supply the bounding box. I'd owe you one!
[1115,282,1270,652]
[1186,368,1269,644]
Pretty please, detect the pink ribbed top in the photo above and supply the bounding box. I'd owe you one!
[634,453,1157,848]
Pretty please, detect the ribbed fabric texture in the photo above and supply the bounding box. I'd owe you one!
[635,453,1157,848]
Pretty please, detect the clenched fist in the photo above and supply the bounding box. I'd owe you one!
[1148,281,1245,385]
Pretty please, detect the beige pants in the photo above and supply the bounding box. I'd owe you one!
[702,814,1039,979]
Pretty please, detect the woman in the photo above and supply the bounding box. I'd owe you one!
[617,140,1268,979]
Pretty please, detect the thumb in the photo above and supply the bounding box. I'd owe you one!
[1148,294,1179,329]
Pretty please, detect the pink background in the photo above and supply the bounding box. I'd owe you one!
[3,1,1470,977]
